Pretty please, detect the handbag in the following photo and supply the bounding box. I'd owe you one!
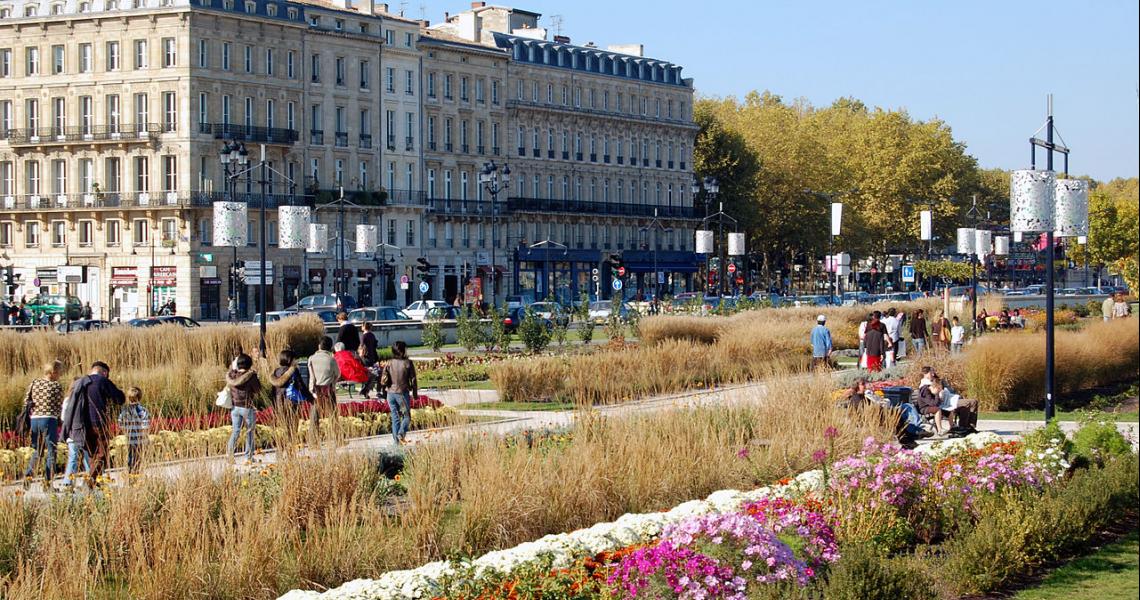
[284,373,307,406]
[215,387,233,410]
[15,387,32,439]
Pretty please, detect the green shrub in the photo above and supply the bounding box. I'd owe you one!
[518,309,551,353]
[455,310,484,352]
[822,544,935,600]
[485,305,511,353]
[1071,412,1134,465]
[422,318,445,352]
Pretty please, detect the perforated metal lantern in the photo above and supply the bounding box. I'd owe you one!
[277,206,311,249]
[974,229,992,260]
[1053,178,1089,238]
[920,210,932,241]
[355,224,378,254]
[1014,231,1024,243]
[727,232,745,256]
[1009,169,1056,232]
[695,230,714,254]
[956,227,976,255]
[212,201,248,247]
[994,235,1010,256]
[307,223,329,254]
[1077,235,1087,245]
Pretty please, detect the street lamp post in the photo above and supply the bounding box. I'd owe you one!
[478,161,510,306]
[692,177,726,296]
[805,189,856,305]
[375,243,402,306]
[639,207,673,304]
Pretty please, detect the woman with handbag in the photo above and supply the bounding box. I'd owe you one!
[225,353,263,463]
[269,348,312,454]
[380,341,418,446]
[22,360,65,491]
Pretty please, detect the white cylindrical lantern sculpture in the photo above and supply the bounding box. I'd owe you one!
[277,205,311,249]
[1009,169,1056,232]
[1014,231,1024,243]
[727,232,745,256]
[212,201,248,246]
[1077,235,1087,245]
[830,202,843,236]
[695,230,714,254]
[956,227,976,255]
[994,235,1010,256]
[355,224,378,254]
[307,223,329,254]
[974,229,992,261]
[1053,178,1089,238]
[920,209,932,241]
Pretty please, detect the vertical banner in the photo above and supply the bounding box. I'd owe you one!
[307,224,329,254]
[695,230,714,254]
[212,202,248,246]
[920,210,932,241]
[727,232,745,256]
[278,206,311,249]
[830,202,843,236]
[355,225,378,254]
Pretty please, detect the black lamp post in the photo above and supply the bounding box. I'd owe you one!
[639,207,673,303]
[478,161,510,306]
[220,141,248,322]
[692,177,726,296]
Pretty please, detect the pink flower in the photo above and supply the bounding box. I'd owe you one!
[823,426,839,440]
[811,449,828,464]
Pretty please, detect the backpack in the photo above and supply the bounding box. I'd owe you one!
[284,373,307,406]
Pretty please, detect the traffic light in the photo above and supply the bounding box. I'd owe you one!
[608,254,624,278]
[415,257,433,275]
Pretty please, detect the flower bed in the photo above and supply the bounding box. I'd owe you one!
[0,404,455,480]
[279,431,1075,600]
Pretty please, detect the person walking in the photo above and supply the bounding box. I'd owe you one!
[931,310,952,352]
[359,321,380,367]
[1102,293,1115,321]
[60,361,126,489]
[909,309,929,356]
[335,312,361,353]
[269,348,311,453]
[863,313,888,372]
[857,312,871,368]
[810,314,833,370]
[116,387,151,475]
[22,360,65,492]
[882,308,900,368]
[950,317,966,353]
[82,302,93,320]
[380,340,418,446]
[307,336,341,446]
[225,353,263,463]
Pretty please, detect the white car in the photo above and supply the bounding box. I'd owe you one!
[404,300,449,321]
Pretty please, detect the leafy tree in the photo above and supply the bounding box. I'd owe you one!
[518,308,551,353]
[455,308,484,352]
[422,318,445,353]
[576,295,595,344]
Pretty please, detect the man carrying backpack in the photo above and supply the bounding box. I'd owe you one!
[61,361,126,489]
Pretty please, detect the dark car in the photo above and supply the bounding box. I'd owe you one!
[424,305,464,320]
[55,319,111,333]
[288,294,359,313]
[313,310,340,324]
[126,318,162,327]
[156,315,201,327]
[502,307,553,334]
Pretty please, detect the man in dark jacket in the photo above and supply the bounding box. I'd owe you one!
[863,312,889,372]
[61,361,126,488]
[909,309,929,356]
[335,312,361,353]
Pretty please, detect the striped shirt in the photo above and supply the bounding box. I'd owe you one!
[117,404,151,445]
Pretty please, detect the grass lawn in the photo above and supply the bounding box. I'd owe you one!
[462,401,577,412]
[421,379,497,390]
[980,410,1139,423]
[1013,529,1139,600]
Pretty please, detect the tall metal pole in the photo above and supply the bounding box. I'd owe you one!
[971,195,978,336]
[490,189,496,306]
[828,232,834,305]
[337,187,345,299]
[258,153,268,358]
[1044,105,1056,422]
[718,202,726,298]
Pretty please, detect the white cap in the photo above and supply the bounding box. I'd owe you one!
[817,314,826,323]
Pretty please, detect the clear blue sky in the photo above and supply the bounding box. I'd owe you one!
[410,0,1139,181]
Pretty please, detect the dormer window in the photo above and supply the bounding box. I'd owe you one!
[106,0,119,9]
[51,4,64,14]
[308,15,319,27]
[334,19,344,31]
[266,3,276,15]
[0,8,10,17]
[132,0,146,8]
[24,5,36,16]
[77,2,90,12]
[287,7,296,18]
[244,1,255,13]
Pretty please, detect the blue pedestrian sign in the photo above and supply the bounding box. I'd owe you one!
[901,265,916,283]
[419,281,430,294]
[612,279,623,291]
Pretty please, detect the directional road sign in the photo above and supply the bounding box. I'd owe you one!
[612,279,623,291]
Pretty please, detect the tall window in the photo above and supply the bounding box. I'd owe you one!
[79,96,93,134]
[25,160,41,196]
[51,159,67,195]
[134,156,150,193]
[25,221,40,247]
[221,42,231,70]
[310,53,320,82]
[106,41,120,71]
[52,45,64,74]
[134,40,148,69]
[286,50,295,78]
[79,43,92,73]
[0,49,11,78]
[335,56,345,86]
[244,45,253,73]
[162,38,176,67]
[25,98,39,131]
[265,48,274,76]
[26,47,40,76]
[198,92,208,126]
[162,92,177,132]
[198,39,208,68]
[134,93,148,130]
[162,156,177,191]
[106,219,121,246]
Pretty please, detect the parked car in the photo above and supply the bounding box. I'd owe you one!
[55,319,111,333]
[528,302,570,326]
[424,305,464,320]
[155,315,201,328]
[349,306,412,322]
[504,295,532,311]
[251,310,299,324]
[502,306,553,334]
[587,300,633,323]
[313,310,340,323]
[404,300,450,321]
[26,294,83,321]
[287,294,358,312]
[126,318,162,327]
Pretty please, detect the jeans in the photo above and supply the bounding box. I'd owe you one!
[951,342,963,354]
[64,438,91,484]
[387,392,410,445]
[309,385,339,445]
[899,403,924,435]
[24,417,60,480]
[912,338,926,356]
[127,444,144,473]
[227,406,257,461]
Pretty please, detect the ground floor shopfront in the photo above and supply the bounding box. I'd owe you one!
[511,247,703,305]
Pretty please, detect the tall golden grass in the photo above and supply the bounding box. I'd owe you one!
[959,319,1140,411]
[0,375,892,599]
[0,316,325,424]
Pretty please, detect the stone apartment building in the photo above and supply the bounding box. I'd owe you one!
[0,0,697,319]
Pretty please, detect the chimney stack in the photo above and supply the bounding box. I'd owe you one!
[470,1,486,8]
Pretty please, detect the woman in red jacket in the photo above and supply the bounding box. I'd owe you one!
[333,342,377,399]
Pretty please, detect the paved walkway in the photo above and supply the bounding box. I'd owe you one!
[6,375,1137,500]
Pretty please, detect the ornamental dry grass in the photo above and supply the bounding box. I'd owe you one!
[0,315,325,424]
[0,374,892,600]
[960,319,1140,411]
